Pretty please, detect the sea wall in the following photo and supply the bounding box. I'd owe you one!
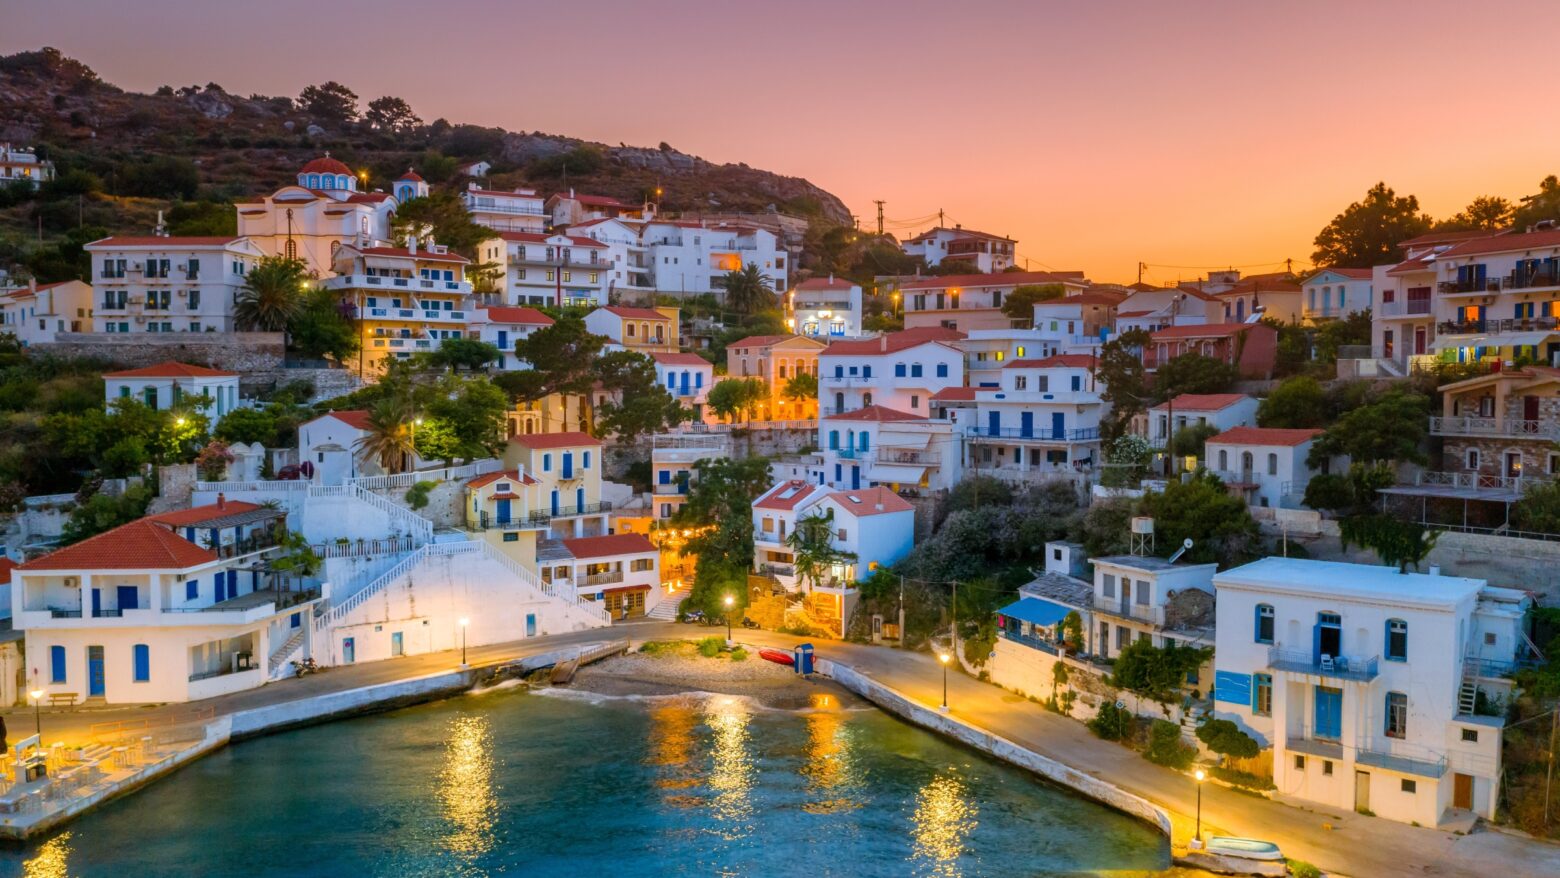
[819,658,1174,839]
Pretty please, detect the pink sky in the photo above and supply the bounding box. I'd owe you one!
[8,0,1560,282]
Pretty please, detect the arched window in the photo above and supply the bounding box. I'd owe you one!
[862,392,873,406]
[1254,604,1275,644]
[1267,453,1278,475]
[307,174,320,188]
[1385,618,1407,661]
[1218,450,1228,469]
[858,433,869,451]
[1241,451,1254,473]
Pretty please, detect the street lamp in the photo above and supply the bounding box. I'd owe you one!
[28,688,43,740]
[458,617,470,668]
[937,652,951,713]
[1193,767,1207,848]
[723,594,735,647]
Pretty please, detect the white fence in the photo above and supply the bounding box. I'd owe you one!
[311,536,416,560]
[193,479,308,494]
[346,459,503,492]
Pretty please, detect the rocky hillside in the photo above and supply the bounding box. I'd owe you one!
[0,47,851,227]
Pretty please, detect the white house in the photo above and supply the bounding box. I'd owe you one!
[1146,393,1259,448]
[584,305,678,353]
[569,217,654,297]
[900,271,1090,333]
[1204,426,1335,509]
[651,431,730,521]
[1114,286,1222,336]
[651,352,714,417]
[549,190,651,229]
[819,327,965,418]
[640,220,787,294]
[536,533,662,620]
[235,155,398,277]
[458,161,492,179]
[752,479,827,588]
[12,502,321,704]
[469,306,555,370]
[0,143,55,188]
[1301,268,1373,325]
[103,361,242,419]
[954,327,1050,388]
[483,231,611,308]
[818,408,964,496]
[297,410,382,484]
[966,354,1106,480]
[462,184,547,234]
[1088,553,1218,690]
[788,276,863,339]
[0,279,93,344]
[901,225,1018,273]
[86,234,267,334]
[1211,557,1531,826]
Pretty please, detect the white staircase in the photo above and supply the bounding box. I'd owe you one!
[647,587,690,620]
[1457,662,1480,716]
[1181,704,1209,746]
[307,484,434,544]
[268,629,305,680]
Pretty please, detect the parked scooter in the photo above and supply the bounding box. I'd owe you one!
[291,657,322,677]
[681,610,706,625]
[740,617,760,630]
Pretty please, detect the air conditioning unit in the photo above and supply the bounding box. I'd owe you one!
[134,316,146,324]
[176,289,187,297]
[177,263,187,272]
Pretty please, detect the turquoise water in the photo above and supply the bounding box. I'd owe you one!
[2,685,1168,877]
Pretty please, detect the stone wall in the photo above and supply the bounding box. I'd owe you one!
[38,332,285,372]
[1438,437,1555,479]
[362,477,465,528]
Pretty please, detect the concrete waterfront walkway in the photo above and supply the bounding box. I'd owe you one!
[4,621,1558,877]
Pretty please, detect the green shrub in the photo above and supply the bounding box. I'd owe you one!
[1210,765,1274,791]
[639,640,677,656]
[1287,858,1321,878]
[697,637,723,658]
[1144,719,1195,768]
[1088,701,1134,742]
[404,479,438,511]
[1196,717,1260,759]
[730,648,749,662]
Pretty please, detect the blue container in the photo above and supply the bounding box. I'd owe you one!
[794,643,814,675]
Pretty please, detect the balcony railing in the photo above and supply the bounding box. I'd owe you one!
[1438,316,1560,336]
[1267,647,1380,682]
[1378,298,1433,318]
[1506,267,1560,290]
[325,274,471,294]
[526,501,613,524]
[967,426,1101,442]
[582,571,625,587]
[875,448,941,465]
[475,511,543,531]
[1438,278,1504,295]
[467,201,546,216]
[212,532,282,559]
[1430,415,1560,440]
[1090,594,1164,626]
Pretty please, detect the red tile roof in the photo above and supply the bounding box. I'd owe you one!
[300,156,352,175]
[825,405,926,423]
[1004,355,1095,369]
[795,277,857,291]
[396,169,424,182]
[899,271,1083,291]
[88,236,241,248]
[825,486,914,517]
[510,431,602,449]
[356,246,469,264]
[477,306,554,326]
[494,231,607,249]
[1398,229,1504,249]
[904,226,1013,244]
[1386,255,1436,276]
[306,410,373,431]
[1168,285,1222,302]
[0,557,15,585]
[1149,323,1256,341]
[1064,291,1127,306]
[601,306,669,320]
[1151,393,1250,412]
[103,361,238,379]
[467,469,538,489]
[754,480,823,511]
[931,386,977,402]
[822,327,965,356]
[19,520,217,571]
[467,186,541,199]
[1214,279,1302,297]
[1305,267,1373,281]
[1206,426,1323,447]
[146,501,265,526]
[651,352,711,367]
[1440,227,1560,259]
[562,532,656,559]
[726,334,822,350]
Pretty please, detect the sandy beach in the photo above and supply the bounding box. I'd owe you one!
[569,639,859,709]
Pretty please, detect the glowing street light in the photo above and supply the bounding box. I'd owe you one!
[28,688,43,740]
[1193,767,1208,848]
[459,617,470,668]
[937,652,951,713]
[723,594,735,647]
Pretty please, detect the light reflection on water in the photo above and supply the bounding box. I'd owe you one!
[911,773,978,878]
[439,714,498,863]
[22,832,71,878]
[704,697,755,839]
[801,691,863,815]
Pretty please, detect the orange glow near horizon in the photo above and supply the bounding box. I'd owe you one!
[8,0,1560,281]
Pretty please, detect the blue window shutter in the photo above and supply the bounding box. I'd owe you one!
[583,451,592,469]
[863,365,872,379]
[834,366,843,378]
[51,645,66,683]
[1312,623,1322,663]
[1255,605,1263,642]
[658,470,670,484]
[936,363,948,377]
[895,364,905,377]
[829,431,839,450]
[186,579,198,601]
[133,644,150,682]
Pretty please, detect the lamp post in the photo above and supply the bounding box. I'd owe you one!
[458,617,469,668]
[28,688,42,740]
[723,594,735,647]
[937,652,951,713]
[1193,767,1207,848]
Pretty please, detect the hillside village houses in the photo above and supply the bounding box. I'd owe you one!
[0,279,92,345]
[900,225,1018,273]
[1430,364,1560,483]
[322,238,472,372]
[481,230,612,308]
[234,155,398,275]
[1115,286,1222,335]
[103,361,242,419]
[1144,322,1280,379]
[585,305,679,354]
[725,333,826,422]
[787,276,863,338]
[0,143,55,188]
[900,271,1090,333]
[1214,277,1303,325]
[819,327,965,418]
[650,352,715,418]
[461,183,547,233]
[1204,426,1336,510]
[468,305,555,371]
[1302,267,1374,324]
[962,354,1107,479]
[1143,393,1260,448]
[85,233,268,334]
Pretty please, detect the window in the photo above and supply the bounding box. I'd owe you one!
[1294,755,1306,770]
[1467,448,1480,470]
[1462,728,1479,743]
[503,532,519,542]
[895,363,906,377]
[1322,760,1333,776]
[583,451,592,469]
[1015,376,1028,390]
[910,395,919,409]
[1016,346,1025,357]
[631,558,654,572]
[1255,604,1275,643]
[186,580,198,601]
[1253,673,1273,716]
[1385,691,1407,739]
[1135,579,1150,606]
[1218,450,1228,469]
[1485,631,1497,646]
[1385,619,1407,661]
[935,363,948,378]
[910,363,923,378]
[1102,573,1116,598]
[50,645,66,683]
[133,644,150,682]
[542,453,552,472]
[1266,453,1278,475]
[1401,779,1417,794]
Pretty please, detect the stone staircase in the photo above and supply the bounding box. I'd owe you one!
[1181,703,1209,746]
[268,629,306,680]
[647,587,689,620]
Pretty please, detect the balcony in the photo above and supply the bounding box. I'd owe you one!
[475,511,545,531]
[509,255,607,270]
[526,501,613,524]
[1267,647,1380,682]
[324,273,471,294]
[582,570,626,587]
[1430,415,1560,441]
[1355,747,1448,779]
[364,306,466,322]
[794,301,854,312]
[1505,267,1560,291]
[875,447,941,465]
[1378,298,1433,318]
[468,201,546,217]
[1438,277,1503,295]
[1090,594,1165,626]
[1439,316,1560,336]
[967,426,1101,442]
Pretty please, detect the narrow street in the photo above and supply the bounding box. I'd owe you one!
[4,621,1557,878]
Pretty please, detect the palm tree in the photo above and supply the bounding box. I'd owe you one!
[721,263,775,315]
[786,508,856,592]
[354,397,416,474]
[235,256,311,332]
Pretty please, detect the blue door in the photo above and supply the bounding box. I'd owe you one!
[551,490,560,516]
[228,570,239,598]
[851,465,860,490]
[290,612,301,629]
[562,452,574,479]
[496,498,512,524]
[1315,686,1343,740]
[987,411,1001,437]
[497,330,508,350]
[88,646,105,698]
[526,613,537,637]
[391,632,404,656]
[1051,412,1066,440]
[576,487,585,512]
[116,585,138,612]
[91,588,102,617]
[1020,412,1034,438]
[342,637,355,664]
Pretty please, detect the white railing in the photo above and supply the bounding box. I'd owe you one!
[21,492,76,508]
[311,536,415,559]
[347,459,504,492]
[470,540,610,624]
[307,484,434,544]
[194,479,308,493]
[316,546,429,630]
[1413,471,1554,493]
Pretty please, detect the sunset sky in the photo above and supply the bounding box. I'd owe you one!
[8,0,1560,283]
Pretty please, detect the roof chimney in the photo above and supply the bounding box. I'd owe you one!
[407,234,418,255]
[216,492,226,509]
[875,502,884,512]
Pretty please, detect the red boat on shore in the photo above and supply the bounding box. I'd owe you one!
[758,648,794,666]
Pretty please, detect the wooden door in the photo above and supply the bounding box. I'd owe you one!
[1453,773,1473,810]
[1355,771,1371,813]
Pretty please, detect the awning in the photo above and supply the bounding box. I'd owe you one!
[867,463,928,484]
[1432,331,1557,352]
[878,430,933,449]
[998,597,1073,627]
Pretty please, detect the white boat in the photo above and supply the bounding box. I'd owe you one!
[1205,837,1284,862]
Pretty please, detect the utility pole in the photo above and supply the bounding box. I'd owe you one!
[898,574,906,646]
[950,579,959,660]
[937,208,945,228]
[1547,704,1558,827]
[1285,257,1294,276]
[1138,261,1147,284]
[874,200,885,237]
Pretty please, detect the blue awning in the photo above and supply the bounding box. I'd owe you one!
[999,597,1072,628]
